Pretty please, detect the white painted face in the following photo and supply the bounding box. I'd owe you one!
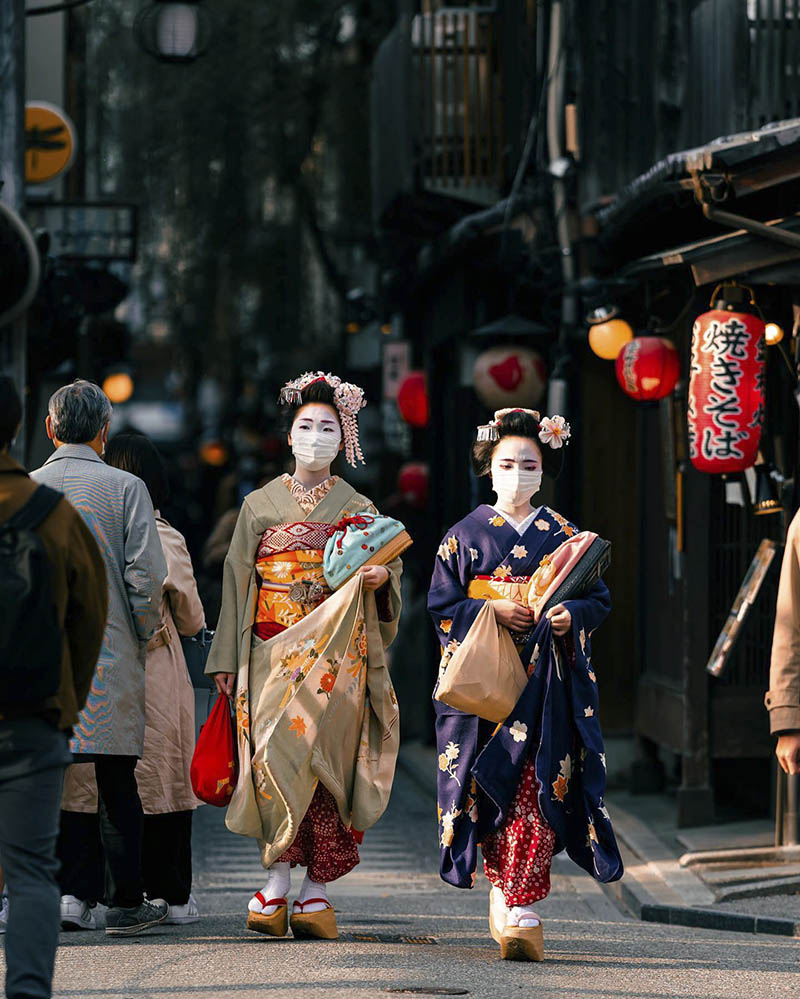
[490,436,543,508]
[289,402,343,471]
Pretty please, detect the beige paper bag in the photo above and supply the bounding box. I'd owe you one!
[435,601,529,723]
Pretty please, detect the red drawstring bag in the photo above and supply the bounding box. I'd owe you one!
[191,694,238,806]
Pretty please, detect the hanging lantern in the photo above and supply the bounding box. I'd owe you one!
[135,1,213,63]
[473,346,546,410]
[587,306,634,360]
[688,284,765,475]
[398,462,429,508]
[615,336,680,401]
[397,371,429,428]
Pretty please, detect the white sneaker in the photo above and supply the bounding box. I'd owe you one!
[150,894,200,925]
[60,894,97,931]
[0,895,8,934]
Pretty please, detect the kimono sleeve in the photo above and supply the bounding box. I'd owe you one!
[561,578,611,637]
[427,528,485,646]
[204,498,261,676]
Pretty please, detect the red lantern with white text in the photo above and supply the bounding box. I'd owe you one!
[473,346,546,410]
[615,336,680,401]
[688,289,765,474]
[397,371,429,428]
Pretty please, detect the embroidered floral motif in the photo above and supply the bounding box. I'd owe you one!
[289,715,307,738]
[588,821,599,844]
[281,473,338,514]
[438,536,459,562]
[439,618,453,634]
[253,767,273,801]
[552,754,572,803]
[489,515,506,527]
[469,548,480,562]
[509,720,528,743]
[534,519,551,532]
[440,801,462,847]
[465,778,479,823]
[493,563,513,579]
[584,706,594,718]
[579,628,587,654]
[549,508,577,538]
[438,740,462,786]
[588,669,597,683]
[511,544,528,559]
[438,638,461,679]
[599,752,607,770]
[318,672,336,695]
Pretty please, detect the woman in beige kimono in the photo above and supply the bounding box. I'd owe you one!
[59,434,206,928]
[207,372,402,941]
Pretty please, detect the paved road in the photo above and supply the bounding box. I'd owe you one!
[6,767,800,999]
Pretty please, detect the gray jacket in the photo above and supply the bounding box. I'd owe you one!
[31,444,167,756]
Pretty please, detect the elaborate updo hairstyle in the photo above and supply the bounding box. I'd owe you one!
[472,409,563,479]
[280,378,341,434]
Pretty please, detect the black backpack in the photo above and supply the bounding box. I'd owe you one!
[0,485,64,705]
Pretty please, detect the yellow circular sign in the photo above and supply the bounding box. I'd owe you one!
[25,102,77,184]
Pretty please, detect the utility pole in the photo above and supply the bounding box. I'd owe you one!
[0,0,28,460]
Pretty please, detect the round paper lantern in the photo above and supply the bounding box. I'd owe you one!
[397,371,429,428]
[589,317,634,360]
[473,346,546,410]
[398,462,429,508]
[688,296,765,474]
[615,336,680,401]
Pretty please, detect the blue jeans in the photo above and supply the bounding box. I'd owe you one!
[0,718,71,999]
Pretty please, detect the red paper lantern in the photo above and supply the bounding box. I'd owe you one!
[688,295,765,474]
[398,462,429,508]
[473,346,546,410]
[615,336,680,401]
[397,371,429,428]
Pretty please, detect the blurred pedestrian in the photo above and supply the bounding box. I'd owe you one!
[58,433,206,926]
[0,376,107,998]
[207,371,403,941]
[30,380,168,936]
[768,510,800,776]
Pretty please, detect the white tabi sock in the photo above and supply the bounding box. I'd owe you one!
[507,904,541,928]
[249,862,290,915]
[296,873,330,913]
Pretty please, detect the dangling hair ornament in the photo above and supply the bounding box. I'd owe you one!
[475,408,571,449]
[279,371,367,467]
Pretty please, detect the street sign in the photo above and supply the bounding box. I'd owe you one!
[25,102,77,185]
[25,201,138,261]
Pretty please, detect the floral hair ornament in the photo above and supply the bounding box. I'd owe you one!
[475,408,572,449]
[279,371,367,466]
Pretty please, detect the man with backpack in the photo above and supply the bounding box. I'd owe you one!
[31,380,168,938]
[0,376,107,999]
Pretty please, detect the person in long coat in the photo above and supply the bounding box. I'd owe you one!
[31,380,168,936]
[59,433,207,925]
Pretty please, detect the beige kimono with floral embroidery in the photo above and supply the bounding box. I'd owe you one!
[205,476,402,868]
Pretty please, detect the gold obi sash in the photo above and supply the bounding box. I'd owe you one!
[467,554,559,612]
[255,550,332,632]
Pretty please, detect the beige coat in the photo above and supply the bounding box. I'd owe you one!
[63,516,206,813]
[204,477,402,867]
[767,510,800,733]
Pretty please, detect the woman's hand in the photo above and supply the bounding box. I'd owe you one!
[493,599,535,633]
[358,565,390,591]
[546,604,572,636]
[214,672,236,697]
[776,732,800,775]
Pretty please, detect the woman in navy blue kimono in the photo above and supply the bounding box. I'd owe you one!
[428,408,622,962]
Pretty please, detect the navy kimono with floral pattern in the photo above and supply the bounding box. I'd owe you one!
[428,504,623,890]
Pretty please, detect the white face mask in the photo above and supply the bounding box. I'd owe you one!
[492,468,543,507]
[291,428,341,471]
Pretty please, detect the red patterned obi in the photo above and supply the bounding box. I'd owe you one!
[253,522,337,641]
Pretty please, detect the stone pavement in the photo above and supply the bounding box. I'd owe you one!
[3,761,800,999]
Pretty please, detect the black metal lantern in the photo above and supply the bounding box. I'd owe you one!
[134,1,212,64]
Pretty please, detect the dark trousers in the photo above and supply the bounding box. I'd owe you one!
[94,755,144,909]
[0,718,71,999]
[58,808,193,907]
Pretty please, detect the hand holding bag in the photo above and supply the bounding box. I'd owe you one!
[435,600,529,723]
[190,693,238,806]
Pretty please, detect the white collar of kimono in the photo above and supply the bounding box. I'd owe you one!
[491,504,542,534]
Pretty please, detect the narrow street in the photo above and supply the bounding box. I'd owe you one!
[33,766,799,999]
